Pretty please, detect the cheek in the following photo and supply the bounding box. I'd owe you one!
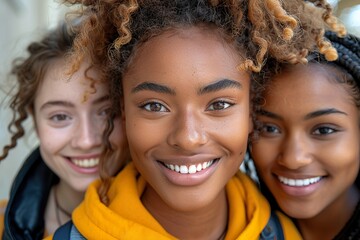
[324,139,360,175]
[36,121,71,155]
[37,128,61,173]
[251,140,277,171]
[37,126,55,152]
[217,112,251,155]
[125,117,162,155]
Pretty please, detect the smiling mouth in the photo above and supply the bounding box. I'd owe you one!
[162,158,219,174]
[70,158,99,168]
[278,176,322,187]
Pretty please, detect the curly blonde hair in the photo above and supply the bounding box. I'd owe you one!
[62,0,346,204]
[0,22,78,161]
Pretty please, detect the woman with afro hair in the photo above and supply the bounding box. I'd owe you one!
[50,0,346,239]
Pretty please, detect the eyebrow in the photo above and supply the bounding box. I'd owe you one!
[257,109,282,120]
[132,82,175,95]
[40,101,74,111]
[304,108,347,120]
[40,95,110,111]
[132,79,242,95]
[198,79,242,95]
[258,108,347,120]
[92,95,110,105]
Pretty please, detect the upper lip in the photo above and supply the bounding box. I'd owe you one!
[65,154,102,160]
[272,166,326,179]
[156,154,220,166]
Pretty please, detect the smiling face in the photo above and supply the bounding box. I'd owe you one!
[122,27,251,212]
[251,63,360,219]
[34,58,124,192]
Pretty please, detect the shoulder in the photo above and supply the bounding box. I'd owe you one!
[232,171,261,193]
[0,199,8,237]
[43,235,53,240]
[0,199,8,215]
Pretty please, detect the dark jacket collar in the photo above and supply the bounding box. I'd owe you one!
[2,147,58,240]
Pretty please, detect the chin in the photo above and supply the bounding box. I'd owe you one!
[71,179,97,193]
[279,203,317,219]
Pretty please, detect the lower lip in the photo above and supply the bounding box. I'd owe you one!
[66,158,99,174]
[275,176,324,197]
[159,160,219,186]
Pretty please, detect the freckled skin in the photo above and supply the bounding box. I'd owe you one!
[34,57,126,234]
[122,27,252,239]
[34,58,124,193]
[251,63,360,239]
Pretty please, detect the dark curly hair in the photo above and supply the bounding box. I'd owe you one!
[249,32,360,236]
[61,0,346,204]
[251,32,360,139]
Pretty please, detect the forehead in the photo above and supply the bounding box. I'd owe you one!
[124,26,248,89]
[264,64,354,112]
[35,58,107,104]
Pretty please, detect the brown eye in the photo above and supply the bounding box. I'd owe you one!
[50,114,71,122]
[207,101,232,111]
[313,126,336,135]
[142,102,169,112]
[262,125,279,134]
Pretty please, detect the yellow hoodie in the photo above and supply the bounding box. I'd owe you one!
[46,163,302,240]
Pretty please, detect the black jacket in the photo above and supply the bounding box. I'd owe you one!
[2,148,58,240]
[333,200,360,240]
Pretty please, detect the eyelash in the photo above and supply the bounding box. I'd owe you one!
[259,123,281,137]
[312,126,338,135]
[49,114,72,122]
[139,101,169,112]
[139,100,234,113]
[259,122,339,138]
[99,106,112,117]
[206,100,234,111]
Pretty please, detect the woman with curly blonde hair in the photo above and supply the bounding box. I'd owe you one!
[0,20,127,239]
[50,0,345,239]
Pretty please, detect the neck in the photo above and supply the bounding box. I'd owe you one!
[45,180,85,234]
[297,185,360,240]
[56,180,85,213]
[142,186,228,240]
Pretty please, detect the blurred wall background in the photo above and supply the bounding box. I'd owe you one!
[0,0,359,199]
[0,0,70,199]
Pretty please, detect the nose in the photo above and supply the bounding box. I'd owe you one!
[71,117,102,150]
[167,109,208,151]
[277,132,312,169]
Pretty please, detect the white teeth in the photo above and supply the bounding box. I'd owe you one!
[180,165,188,174]
[165,160,215,174]
[188,165,197,174]
[278,176,322,187]
[71,158,99,168]
[202,162,207,169]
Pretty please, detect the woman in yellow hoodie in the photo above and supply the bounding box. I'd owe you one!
[50,0,345,239]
